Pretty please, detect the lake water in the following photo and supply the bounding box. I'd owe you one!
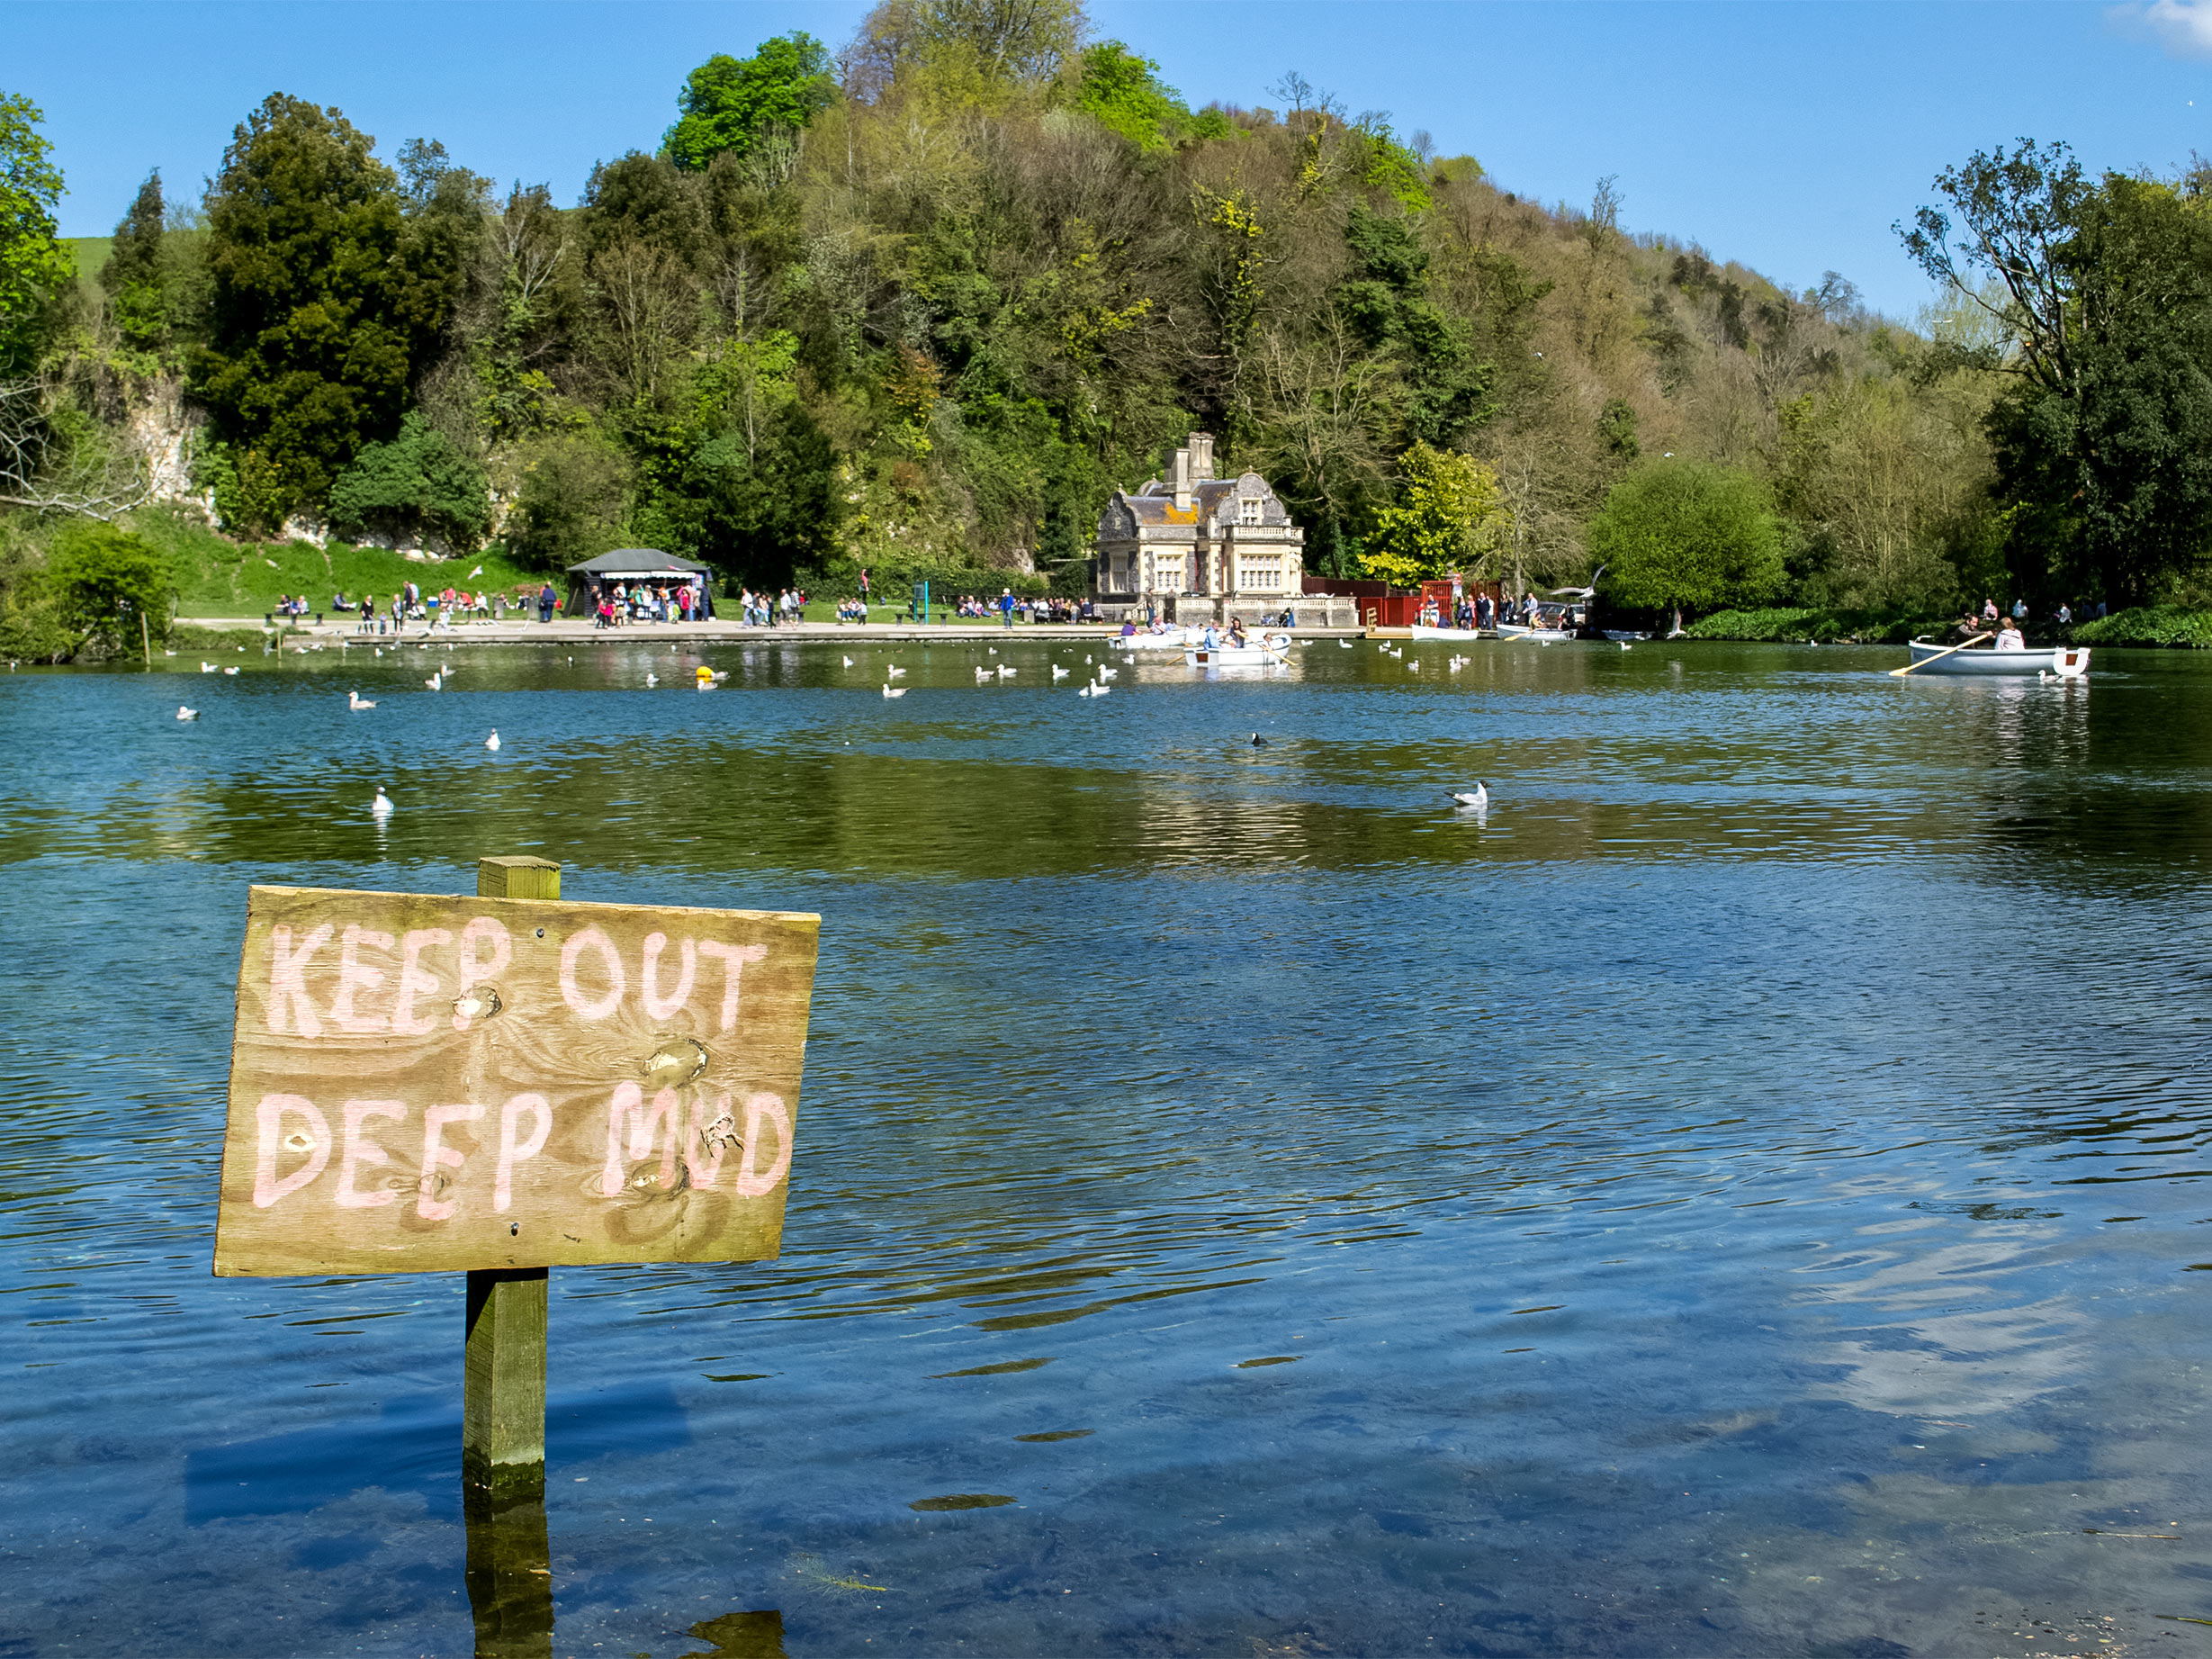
[4,634,2211,1658]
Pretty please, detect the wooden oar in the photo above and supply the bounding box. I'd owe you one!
[1891,632,1990,676]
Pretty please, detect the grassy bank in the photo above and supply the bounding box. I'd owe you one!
[137,509,544,618]
[1678,607,1949,644]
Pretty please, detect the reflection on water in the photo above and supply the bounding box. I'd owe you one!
[5,639,2212,1654]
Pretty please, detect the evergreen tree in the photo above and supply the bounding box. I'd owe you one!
[193,94,463,529]
[101,170,168,355]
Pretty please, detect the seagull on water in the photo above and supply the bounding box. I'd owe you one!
[200,661,218,672]
[842,655,854,668]
[175,705,199,721]
[222,666,239,676]
[371,788,395,817]
[1449,783,1489,810]
[1051,664,1069,679]
[645,672,658,686]
[1338,639,1354,648]
[997,665,1015,678]
[883,683,907,699]
[976,667,994,683]
[348,690,375,710]
[485,731,500,752]
[426,671,443,690]
[1250,733,1267,747]
[887,665,905,678]
[1095,665,1118,681]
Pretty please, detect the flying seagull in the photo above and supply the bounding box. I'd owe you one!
[1549,564,1608,602]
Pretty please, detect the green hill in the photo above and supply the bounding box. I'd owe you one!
[138,508,547,618]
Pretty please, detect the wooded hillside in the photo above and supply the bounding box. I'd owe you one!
[6,1,2206,646]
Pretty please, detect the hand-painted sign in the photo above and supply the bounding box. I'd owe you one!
[214,884,819,1276]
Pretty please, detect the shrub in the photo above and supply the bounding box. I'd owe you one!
[45,522,173,654]
[327,414,491,552]
[2073,605,2212,647]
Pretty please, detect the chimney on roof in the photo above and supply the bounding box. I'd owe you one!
[1189,432,1214,482]
[1172,446,1191,512]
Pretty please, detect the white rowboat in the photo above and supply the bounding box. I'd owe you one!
[1185,633,1291,669]
[1905,639,2090,677]
[1116,627,1198,652]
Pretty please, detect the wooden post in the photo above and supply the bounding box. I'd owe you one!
[139,611,151,671]
[463,854,560,1504]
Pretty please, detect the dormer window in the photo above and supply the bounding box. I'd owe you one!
[1239,496,1262,526]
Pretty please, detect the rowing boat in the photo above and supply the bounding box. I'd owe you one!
[1904,638,2091,677]
[1116,627,1197,652]
[1185,632,1291,668]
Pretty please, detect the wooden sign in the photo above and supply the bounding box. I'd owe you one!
[214,882,820,1276]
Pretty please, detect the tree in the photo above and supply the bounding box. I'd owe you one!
[1073,42,1184,149]
[666,36,837,172]
[1588,460,1785,620]
[0,91,70,374]
[1902,142,2212,603]
[102,170,170,356]
[194,95,463,528]
[45,523,172,652]
[508,429,632,569]
[1362,442,1508,585]
[328,411,491,550]
[843,0,1084,98]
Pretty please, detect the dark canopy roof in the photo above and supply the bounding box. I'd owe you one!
[565,549,712,579]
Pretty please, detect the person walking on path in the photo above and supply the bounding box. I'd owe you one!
[1000,588,1016,629]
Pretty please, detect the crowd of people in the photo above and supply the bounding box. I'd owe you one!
[585,578,713,627]
[942,592,1099,623]
[730,588,808,626]
[344,581,563,634]
[1407,591,1582,632]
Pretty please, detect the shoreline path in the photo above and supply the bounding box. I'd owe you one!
[187,618,1369,645]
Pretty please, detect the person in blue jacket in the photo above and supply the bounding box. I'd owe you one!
[999,588,1015,628]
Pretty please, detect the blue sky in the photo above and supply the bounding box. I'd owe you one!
[10,0,2212,317]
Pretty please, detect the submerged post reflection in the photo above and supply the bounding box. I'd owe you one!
[463,1485,554,1659]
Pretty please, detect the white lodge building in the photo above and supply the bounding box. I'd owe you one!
[1094,432,1308,618]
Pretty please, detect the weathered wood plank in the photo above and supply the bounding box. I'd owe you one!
[213,881,819,1276]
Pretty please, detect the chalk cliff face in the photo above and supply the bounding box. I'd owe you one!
[129,377,202,507]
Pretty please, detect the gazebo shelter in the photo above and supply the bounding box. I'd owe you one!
[563,549,715,620]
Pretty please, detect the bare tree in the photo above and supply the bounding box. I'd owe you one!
[0,380,157,520]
